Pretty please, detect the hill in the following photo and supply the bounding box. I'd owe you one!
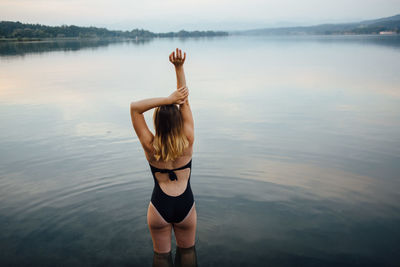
[235,14,400,35]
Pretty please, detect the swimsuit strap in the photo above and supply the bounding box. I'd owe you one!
[149,159,192,181]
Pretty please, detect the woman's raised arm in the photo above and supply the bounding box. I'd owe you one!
[169,48,194,144]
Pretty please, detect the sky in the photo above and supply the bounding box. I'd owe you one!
[1,0,400,32]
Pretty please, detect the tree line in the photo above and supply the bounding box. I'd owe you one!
[0,21,229,39]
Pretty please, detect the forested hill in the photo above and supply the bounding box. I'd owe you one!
[0,21,229,40]
[235,14,400,35]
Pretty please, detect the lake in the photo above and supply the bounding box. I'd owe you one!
[0,35,400,266]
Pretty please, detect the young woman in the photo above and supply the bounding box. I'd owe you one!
[130,48,197,266]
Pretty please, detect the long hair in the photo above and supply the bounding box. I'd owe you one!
[153,104,189,161]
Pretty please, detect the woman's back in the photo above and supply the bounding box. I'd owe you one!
[147,143,193,197]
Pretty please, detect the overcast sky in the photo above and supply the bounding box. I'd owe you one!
[1,0,400,32]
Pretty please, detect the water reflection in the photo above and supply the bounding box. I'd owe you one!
[152,246,197,267]
[174,246,197,267]
[1,35,399,58]
[1,178,398,266]
[0,35,400,266]
[153,251,174,267]
[0,38,153,57]
[242,34,400,50]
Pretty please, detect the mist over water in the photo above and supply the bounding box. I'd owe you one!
[1,35,400,266]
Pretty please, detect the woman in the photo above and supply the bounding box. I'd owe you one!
[130,48,197,266]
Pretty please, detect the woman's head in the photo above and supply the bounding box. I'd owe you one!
[153,104,189,161]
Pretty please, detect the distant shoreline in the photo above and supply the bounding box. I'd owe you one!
[232,14,400,36]
[0,36,233,43]
[0,21,229,42]
[1,33,399,43]
[0,37,149,42]
[1,14,399,42]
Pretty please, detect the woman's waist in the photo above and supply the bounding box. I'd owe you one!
[151,182,193,199]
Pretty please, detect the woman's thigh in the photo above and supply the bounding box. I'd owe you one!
[147,202,173,253]
[173,203,197,248]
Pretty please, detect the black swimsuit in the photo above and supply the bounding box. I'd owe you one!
[149,159,194,223]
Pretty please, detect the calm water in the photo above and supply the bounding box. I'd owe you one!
[1,35,400,266]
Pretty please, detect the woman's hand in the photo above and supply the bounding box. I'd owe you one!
[169,48,186,67]
[168,86,189,105]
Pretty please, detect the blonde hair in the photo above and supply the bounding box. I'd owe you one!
[153,104,189,162]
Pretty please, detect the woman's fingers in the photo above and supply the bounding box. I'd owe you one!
[177,86,189,98]
[178,86,189,93]
[171,87,188,104]
[170,48,186,62]
[179,90,188,97]
[176,48,184,60]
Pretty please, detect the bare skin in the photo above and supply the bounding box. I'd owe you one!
[130,48,196,254]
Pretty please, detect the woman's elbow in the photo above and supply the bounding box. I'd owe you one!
[130,102,137,113]
[130,102,144,115]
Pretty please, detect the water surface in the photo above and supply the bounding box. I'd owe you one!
[1,35,400,266]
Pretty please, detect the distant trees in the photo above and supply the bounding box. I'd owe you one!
[0,21,229,40]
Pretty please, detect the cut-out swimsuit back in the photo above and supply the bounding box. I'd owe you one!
[149,158,194,223]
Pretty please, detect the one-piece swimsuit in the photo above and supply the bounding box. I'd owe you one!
[149,158,194,223]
